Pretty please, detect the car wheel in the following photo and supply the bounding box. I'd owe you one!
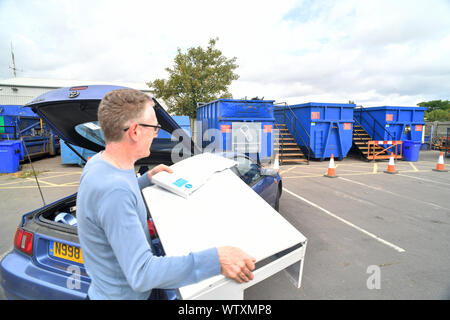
[274,187,281,212]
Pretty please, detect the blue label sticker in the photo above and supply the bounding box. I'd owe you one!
[173,178,188,188]
[185,184,192,189]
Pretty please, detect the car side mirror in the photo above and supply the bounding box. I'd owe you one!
[260,167,278,177]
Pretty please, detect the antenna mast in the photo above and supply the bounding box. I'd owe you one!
[9,42,22,77]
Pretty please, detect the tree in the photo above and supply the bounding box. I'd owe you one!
[424,109,450,122]
[417,100,450,121]
[147,38,239,119]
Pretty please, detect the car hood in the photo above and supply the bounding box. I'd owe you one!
[26,85,199,165]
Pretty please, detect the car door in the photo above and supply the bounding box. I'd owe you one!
[233,156,277,207]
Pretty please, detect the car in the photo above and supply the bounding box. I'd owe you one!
[0,85,282,300]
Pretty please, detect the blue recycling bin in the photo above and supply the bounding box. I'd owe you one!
[403,140,421,162]
[0,140,22,173]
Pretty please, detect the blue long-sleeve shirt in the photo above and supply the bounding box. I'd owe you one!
[76,153,220,300]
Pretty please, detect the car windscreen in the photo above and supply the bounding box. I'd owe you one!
[234,156,261,185]
[75,121,106,148]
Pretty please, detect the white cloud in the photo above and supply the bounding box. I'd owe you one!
[1,0,449,107]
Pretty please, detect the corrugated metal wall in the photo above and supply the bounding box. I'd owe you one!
[0,84,56,105]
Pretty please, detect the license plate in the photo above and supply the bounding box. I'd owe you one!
[49,241,84,264]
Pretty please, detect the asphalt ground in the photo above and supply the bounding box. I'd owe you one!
[246,150,450,300]
[0,150,449,300]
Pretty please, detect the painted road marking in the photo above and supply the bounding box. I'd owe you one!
[0,185,79,190]
[282,168,435,179]
[280,165,303,175]
[408,162,419,172]
[0,172,81,187]
[283,188,406,253]
[25,177,59,187]
[0,179,33,187]
[398,173,450,187]
[338,177,450,211]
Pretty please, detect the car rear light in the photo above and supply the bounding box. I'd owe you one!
[69,86,88,91]
[14,227,33,255]
[221,125,231,133]
[147,219,157,238]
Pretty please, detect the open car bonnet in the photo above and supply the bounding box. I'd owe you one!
[26,85,198,165]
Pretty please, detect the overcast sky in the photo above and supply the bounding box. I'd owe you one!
[1,0,449,106]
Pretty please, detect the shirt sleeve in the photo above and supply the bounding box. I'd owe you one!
[97,188,220,292]
[137,173,152,190]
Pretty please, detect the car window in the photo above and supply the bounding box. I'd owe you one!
[74,121,189,153]
[234,156,261,185]
[75,121,106,147]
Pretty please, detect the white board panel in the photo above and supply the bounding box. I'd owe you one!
[142,154,307,299]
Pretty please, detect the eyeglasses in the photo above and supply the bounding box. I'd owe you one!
[123,123,162,134]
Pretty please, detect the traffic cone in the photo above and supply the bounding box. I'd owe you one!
[324,154,338,178]
[384,155,398,174]
[273,155,280,172]
[432,152,448,172]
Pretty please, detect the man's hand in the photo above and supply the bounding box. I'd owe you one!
[217,247,256,284]
[148,164,173,180]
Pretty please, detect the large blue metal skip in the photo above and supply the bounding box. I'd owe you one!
[274,102,355,161]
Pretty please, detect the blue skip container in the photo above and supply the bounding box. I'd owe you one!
[151,116,192,155]
[197,99,275,160]
[274,102,356,160]
[61,139,97,166]
[402,140,421,162]
[0,140,22,173]
[354,106,426,142]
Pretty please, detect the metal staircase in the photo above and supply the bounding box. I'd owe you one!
[352,121,403,161]
[274,123,308,164]
[352,123,389,160]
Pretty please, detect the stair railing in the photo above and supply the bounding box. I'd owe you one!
[355,107,401,155]
[355,107,396,141]
[352,116,371,159]
[274,102,311,164]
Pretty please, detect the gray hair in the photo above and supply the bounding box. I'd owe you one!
[98,89,153,142]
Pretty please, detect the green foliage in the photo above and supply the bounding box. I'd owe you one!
[417,100,450,121]
[425,109,450,121]
[147,38,239,119]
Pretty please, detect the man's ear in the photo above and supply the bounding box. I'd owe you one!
[126,123,140,142]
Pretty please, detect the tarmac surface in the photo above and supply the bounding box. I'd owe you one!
[1,150,449,299]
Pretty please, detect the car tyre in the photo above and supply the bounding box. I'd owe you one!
[274,187,281,212]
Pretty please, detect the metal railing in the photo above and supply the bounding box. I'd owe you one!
[274,102,311,163]
[367,140,403,160]
[0,125,17,139]
[351,116,372,159]
[355,107,396,141]
[352,115,403,160]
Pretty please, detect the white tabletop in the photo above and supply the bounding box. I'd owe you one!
[142,162,306,299]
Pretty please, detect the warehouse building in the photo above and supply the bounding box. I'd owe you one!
[0,77,153,106]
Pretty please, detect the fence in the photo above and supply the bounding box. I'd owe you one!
[425,121,450,149]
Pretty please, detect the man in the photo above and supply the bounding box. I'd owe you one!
[77,89,256,300]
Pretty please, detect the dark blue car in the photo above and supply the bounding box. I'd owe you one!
[0,85,282,300]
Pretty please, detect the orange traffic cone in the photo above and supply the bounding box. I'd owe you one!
[432,152,448,172]
[384,155,398,174]
[273,155,280,172]
[324,154,338,178]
